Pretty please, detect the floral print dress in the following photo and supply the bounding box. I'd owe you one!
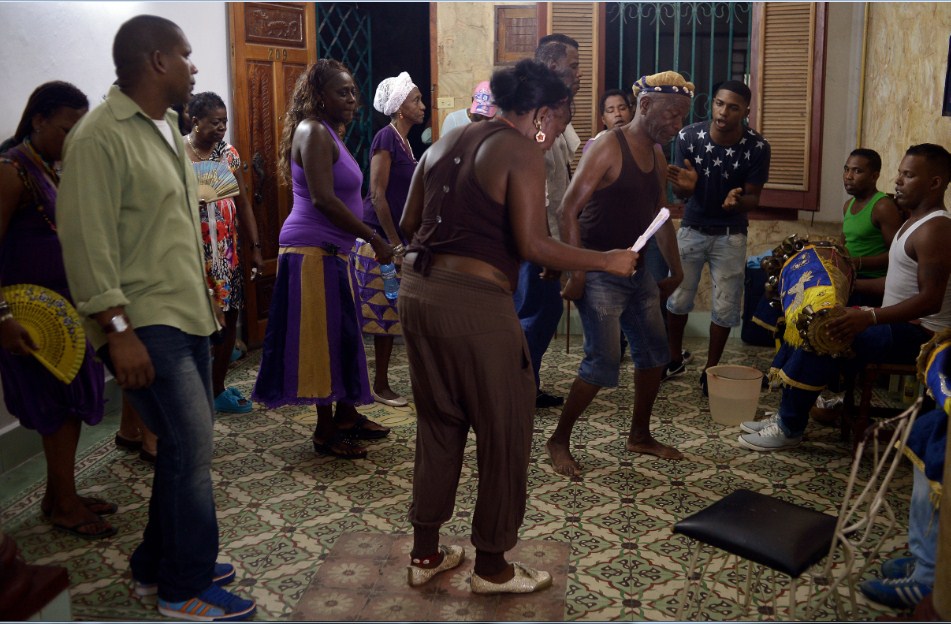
[199,141,244,311]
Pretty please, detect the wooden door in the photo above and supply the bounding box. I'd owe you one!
[229,2,317,347]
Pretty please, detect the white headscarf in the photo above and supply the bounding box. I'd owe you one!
[373,72,417,116]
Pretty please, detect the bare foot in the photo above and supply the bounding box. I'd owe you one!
[626,437,684,460]
[546,439,582,476]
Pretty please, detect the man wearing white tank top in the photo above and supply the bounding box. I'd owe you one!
[739,143,951,453]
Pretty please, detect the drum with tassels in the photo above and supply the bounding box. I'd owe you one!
[760,235,855,356]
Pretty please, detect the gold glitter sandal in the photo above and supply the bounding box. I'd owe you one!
[406,544,465,587]
[470,562,552,594]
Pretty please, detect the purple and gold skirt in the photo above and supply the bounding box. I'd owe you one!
[252,246,372,408]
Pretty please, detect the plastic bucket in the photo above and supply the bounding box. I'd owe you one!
[706,365,763,426]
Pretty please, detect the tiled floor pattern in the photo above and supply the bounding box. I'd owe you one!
[293,532,570,621]
[0,337,914,621]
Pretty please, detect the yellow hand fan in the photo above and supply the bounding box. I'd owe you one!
[2,284,86,384]
[193,160,240,202]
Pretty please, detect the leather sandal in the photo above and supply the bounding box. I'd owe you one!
[312,433,367,460]
[338,415,390,440]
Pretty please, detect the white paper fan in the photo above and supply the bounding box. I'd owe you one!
[193,160,239,202]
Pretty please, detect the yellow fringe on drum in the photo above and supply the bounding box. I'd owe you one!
[768,366,827,392]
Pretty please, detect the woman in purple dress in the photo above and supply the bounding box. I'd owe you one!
[252,60,394,459]
[351,71,425,407]
[0,82,112,538]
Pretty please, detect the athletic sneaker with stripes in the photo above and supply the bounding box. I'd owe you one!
[859,576,932,609]
[134,562,236,597]
[157,584,256,622]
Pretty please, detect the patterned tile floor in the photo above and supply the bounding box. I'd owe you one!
[0,336,915,621]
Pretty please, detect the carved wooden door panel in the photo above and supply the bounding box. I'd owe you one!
[229,3,317,347]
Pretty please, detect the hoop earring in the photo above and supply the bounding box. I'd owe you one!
[398,111,404,120]
[534,119,546,143]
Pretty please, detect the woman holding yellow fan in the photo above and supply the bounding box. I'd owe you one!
[0,81,114,539]
[184,92,263,414]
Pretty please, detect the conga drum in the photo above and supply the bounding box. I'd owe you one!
[917,328,951,413]
[761,235,855,356]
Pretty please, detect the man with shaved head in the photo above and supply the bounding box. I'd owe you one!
[57,15,255,622]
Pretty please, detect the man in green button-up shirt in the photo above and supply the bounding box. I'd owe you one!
[57,14,255,621]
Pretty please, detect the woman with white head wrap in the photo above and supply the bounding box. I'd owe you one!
[350,72,426,408]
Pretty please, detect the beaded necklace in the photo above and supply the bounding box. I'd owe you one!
[187,134,215,161]
[21,138,59,232]
[389,123,417,164]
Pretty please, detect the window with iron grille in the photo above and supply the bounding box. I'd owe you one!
[604,2,752,126]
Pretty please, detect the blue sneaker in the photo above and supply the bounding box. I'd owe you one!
[859,576,931,609]
[135,562,236,597]
[157,584,256,621]
[881,557,917,580]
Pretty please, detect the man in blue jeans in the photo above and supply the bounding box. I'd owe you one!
[738,144,951,452]
[861,401,944,610]
[546,71,690,476]
[57,15,255,622]
[514,33,582,409]
[665,81,771,395]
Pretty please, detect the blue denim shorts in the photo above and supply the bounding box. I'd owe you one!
[666,226,747,327]
[575,270,669,387]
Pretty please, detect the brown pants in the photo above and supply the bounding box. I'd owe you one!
[399,265,535,554]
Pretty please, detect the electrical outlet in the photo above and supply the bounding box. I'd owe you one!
[437,97,455,109]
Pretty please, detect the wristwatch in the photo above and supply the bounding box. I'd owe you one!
[103,313,131,334]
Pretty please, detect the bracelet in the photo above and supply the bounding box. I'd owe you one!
[0,300,10,314]
[869,308,878,325]
[392,243,406,257]
[0,311,13,325]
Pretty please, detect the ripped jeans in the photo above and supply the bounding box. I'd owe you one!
[575,269,669,387]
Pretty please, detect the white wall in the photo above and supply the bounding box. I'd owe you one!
[0,2,233,143]
[0,1,232,432]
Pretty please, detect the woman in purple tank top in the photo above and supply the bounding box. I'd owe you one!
[0,82,113,538]
[252,60,395,460]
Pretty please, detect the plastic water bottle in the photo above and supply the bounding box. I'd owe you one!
[380,263,399,301]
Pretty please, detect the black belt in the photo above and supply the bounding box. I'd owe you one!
[683,224,747,236]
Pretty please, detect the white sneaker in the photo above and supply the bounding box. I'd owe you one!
[739,411,781,434]
[737,422,802,451]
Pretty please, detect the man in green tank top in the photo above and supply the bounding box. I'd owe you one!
[841,148,904,287]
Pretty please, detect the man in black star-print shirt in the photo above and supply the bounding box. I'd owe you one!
[662,80,770,395]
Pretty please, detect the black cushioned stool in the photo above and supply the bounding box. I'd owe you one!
[673,489,837,619]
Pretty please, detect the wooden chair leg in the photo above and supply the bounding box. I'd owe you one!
[852,369,876,454]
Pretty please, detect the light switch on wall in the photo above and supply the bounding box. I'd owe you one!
[437,97,455,109]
